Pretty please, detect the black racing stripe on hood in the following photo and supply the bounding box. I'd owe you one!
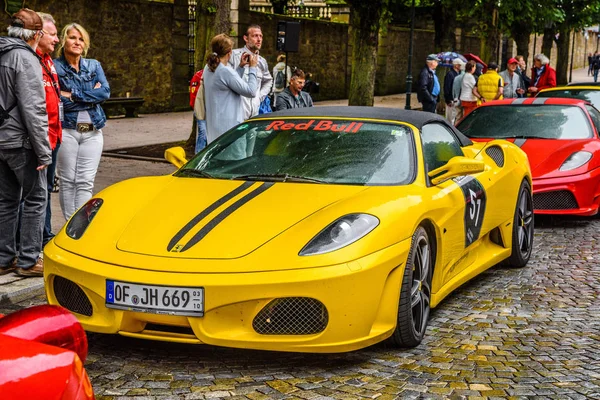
[167,181,254,252]
[180,182,274,252]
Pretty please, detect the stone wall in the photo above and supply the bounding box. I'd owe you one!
[245,11,350,101]
[2,0,190,113]
[376,27,481,96]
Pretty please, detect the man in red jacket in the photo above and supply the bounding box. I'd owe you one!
[528,53,556,94]
[37,12,61,247]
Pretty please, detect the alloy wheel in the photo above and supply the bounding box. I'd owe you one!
[410,234,431,337]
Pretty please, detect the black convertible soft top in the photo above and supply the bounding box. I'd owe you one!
[251,106,472,147]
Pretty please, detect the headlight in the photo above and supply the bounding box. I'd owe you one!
[559,151,593,171]
[66,198,103,239]
[299,214,379,256]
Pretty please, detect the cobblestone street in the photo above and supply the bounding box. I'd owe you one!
[2,214,599,399]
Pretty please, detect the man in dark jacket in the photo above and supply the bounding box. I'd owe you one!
[417,54,441,113]
[0,9,51,277]
[274,69,314,111]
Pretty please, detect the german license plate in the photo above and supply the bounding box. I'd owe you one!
[105,280,204,316]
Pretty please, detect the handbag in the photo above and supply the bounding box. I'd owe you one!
[258,96,272,114]
[193,77,206,120]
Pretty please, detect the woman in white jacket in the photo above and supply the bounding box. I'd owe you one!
[203,34,258,144]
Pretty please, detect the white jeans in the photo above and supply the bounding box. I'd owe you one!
[57,128,103,220]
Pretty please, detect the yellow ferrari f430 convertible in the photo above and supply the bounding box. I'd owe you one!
[44,107,533,352]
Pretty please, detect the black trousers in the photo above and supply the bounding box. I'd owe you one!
[421,100,437,113]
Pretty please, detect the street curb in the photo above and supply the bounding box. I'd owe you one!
[0,279,45,305]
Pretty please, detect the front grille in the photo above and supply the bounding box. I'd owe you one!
[485,146,504,167]
[53,276,93,317]
[533,190,578,210]
[253,297,328,335]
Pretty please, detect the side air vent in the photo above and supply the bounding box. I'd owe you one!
[485,146,504,167]
[253,297,328,335]
[53,276,93,317]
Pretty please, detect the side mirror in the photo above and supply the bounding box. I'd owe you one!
[164,146,188,169]
[428,156,485,185]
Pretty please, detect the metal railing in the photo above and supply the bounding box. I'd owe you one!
[250,5,332,20]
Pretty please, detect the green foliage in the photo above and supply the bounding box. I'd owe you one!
[5,0,24,16]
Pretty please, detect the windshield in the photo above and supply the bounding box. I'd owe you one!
[457,105,593,140]
[177,119,416,186]
[586,105,600,136]
[537,89,600,108]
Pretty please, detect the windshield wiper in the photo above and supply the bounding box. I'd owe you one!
[232,173,324,183]
[516,136,556,140]
[177,169,214,178]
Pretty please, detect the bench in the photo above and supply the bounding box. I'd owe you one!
[101,97,145,118]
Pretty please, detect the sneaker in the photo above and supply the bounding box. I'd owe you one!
[0,258,17,275]
[17,257,44,277]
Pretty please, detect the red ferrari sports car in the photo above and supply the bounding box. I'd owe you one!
[0,305,94,400]
[456,98,600,216]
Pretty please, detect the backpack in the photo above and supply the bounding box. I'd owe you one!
[258,96,272,114]
[274,69,285,90]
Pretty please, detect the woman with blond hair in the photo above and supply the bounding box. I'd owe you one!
[54,23,110,220]
[203,33,258,144]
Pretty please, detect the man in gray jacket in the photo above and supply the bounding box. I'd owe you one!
[274,69,314,111]
[0,8,51,277]
[229,25,273,119]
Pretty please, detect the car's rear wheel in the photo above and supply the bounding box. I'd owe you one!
[504,179,534,268]
[390,226,432,348]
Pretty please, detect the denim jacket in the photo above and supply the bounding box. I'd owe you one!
[54,56,111,130]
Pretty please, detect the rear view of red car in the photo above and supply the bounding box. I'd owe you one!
[0,305,94,400]
[457,98,600,216]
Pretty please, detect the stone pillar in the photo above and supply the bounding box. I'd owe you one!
[231,0,250,48]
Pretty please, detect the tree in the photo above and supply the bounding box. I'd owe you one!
[542,25,555,57]
[345,0,390,106]
[554,0,600,84]
[477,0,500,63]
[186,0,232,150]
[432,0,461,51]
[500,1,561,64]
[195,0,231,69]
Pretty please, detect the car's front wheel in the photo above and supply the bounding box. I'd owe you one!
[389,226,433,348]
[504,179,534,268]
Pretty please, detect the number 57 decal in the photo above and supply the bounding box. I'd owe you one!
[454,176,487,247]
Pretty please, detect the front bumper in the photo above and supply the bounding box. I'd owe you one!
[532,167,600,216]
[43,239,410,353]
